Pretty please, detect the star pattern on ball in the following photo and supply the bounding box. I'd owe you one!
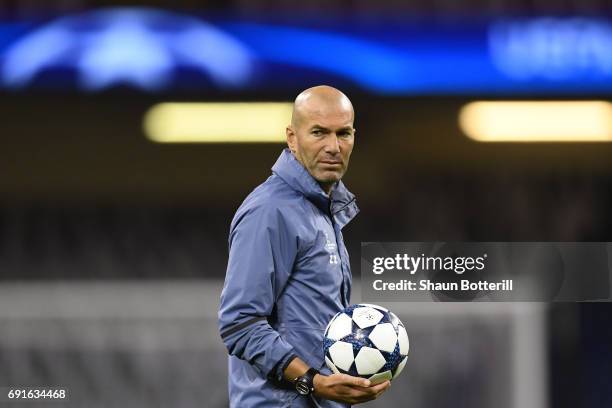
[323,304,409,383]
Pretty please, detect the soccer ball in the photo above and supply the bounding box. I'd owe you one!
[323,304,409,384]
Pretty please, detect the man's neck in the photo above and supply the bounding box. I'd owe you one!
[319,182,335,197]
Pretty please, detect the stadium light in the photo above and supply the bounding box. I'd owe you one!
[143,102,292,143]
[459,101,612,142]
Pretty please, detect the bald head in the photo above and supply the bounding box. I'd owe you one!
[291,85,354,129]
[286,85,356,194]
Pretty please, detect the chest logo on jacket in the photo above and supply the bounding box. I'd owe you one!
[324,231,340,265]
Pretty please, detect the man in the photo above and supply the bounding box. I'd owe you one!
[218,86,390,407]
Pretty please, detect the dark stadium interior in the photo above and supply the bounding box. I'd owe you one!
[0,2,611,408]
[2,93,612,407]
[2,95,612,279]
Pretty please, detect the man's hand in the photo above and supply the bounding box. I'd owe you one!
[313,373,390,404]
[282,357,390,404]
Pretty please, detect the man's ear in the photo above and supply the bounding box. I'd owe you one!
[286,126,296,153]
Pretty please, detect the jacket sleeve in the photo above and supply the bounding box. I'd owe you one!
[218,205,299,379]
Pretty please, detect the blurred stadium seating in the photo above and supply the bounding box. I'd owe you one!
[0,1,610,407]
[0,281,547,407]
[0,171,609,281]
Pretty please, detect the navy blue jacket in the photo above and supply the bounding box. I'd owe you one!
[218,148,359,407]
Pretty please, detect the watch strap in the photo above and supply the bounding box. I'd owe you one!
[294,367,320,395]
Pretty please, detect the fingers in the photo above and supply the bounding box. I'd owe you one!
[325,374,391,404]
[347,374,371,388]
[354,380,390,400]
[334,373,370,388]
[370,380,390,393]
[359,381,390,403]
[342,387,377,404]
[373,381,391,398]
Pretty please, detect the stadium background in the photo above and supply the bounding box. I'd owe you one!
[0,1,611,407]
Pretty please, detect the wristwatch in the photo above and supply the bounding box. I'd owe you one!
[294,368,319,396]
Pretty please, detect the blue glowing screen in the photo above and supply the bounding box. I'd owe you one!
[0,8,610,95]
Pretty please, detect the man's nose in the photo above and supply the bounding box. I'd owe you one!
[325,135,341,154]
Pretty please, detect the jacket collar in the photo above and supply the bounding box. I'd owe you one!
[271,149,359,229]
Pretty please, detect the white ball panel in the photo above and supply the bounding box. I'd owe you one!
[354,346,386,375]
[393,356,408,379]
[328,341,355,372]
[325,356,340,375]
[398,325,410,355]
[368,370,393,385]
[368,323,398,353]
[326,313,353,341]
[352,307,384,329]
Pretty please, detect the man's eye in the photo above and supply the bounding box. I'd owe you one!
[312,130,322,135]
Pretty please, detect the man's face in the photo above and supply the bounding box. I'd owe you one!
[287,106,355,192]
